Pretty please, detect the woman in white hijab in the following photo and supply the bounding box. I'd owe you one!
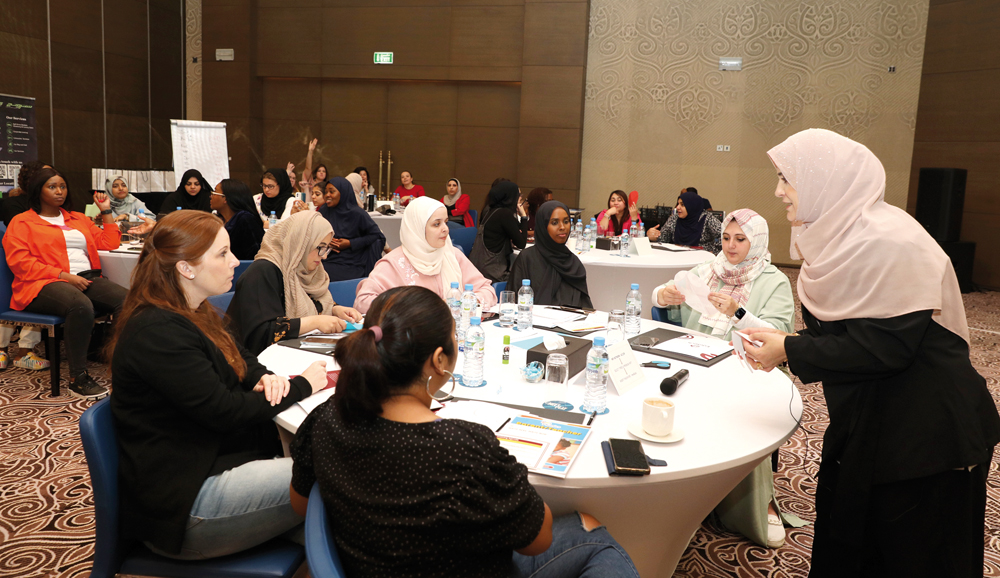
[652,208,794,548]
[346,172,365,208]
[743,128,1000,577]
[354,197,496,313]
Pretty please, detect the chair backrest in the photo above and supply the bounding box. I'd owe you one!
[0,232,14,314]
[468,209,477,227]
[493,281,507,299]
[650,306,666,323]
[305,483,347,578]
[233,260,253,286]
[79,398,126,578]
[449,227,477,258]
[206,292,234,317]
[328,278,364,308]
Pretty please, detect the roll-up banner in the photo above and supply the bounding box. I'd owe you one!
[0,94,38,194]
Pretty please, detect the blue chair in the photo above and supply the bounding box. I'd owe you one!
[493,281,507,299]
[328,278,364,308]
[233,260,253,286]
[80,398,306,578]
[651,305,681,326]
[304,483,347,578]
[0,231,66,396]
[468,209,477,227]
[206,292,234,318]
[449,227,477,258]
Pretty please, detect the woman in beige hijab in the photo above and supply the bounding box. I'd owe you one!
[743,129,1000,578]
[226,210,362,355]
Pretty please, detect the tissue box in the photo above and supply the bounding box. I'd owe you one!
[526,336,591,378]
[595,236,613,251]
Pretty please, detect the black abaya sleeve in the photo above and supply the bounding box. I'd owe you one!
[225,260,302,356]
[227,212,264,260]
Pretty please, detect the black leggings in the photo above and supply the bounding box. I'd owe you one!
[24,278,127,376]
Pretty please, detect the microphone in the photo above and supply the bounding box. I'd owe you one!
[659,369,689,396]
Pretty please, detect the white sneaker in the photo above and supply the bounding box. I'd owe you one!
[766,513,785,548]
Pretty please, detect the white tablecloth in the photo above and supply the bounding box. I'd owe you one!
[368,212,402,250]
[98,246,141,288]
[264,315,801,577]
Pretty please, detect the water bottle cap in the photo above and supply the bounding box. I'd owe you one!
[470,317,481,325]
[464,284,473,291]
[451,282,459,288]
[270,211,276,215]
[631,283,639,290]
[594,336,605,347]
[522,279,530,286]
[176,206,181,210]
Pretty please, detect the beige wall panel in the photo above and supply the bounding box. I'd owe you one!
[914,70,1000,143]
[321,82,388,123]
[202,61,253,118]
[449,6,524,68]
[387,124,457,187]
[455,126,520,184]
[520,66,585,129]
[319,121,388,179]
[257,8,322,65]
[387,83,458,126]
[263,79,322,120]
[457,84,521,128]
[518,127,582,192]
[523,2,588,66]
[321,7,452,67]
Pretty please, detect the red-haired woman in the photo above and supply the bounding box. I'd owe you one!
[108,210,329,560]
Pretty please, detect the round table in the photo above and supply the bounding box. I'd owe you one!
[98,245,142,288]
[368,212,402,250]
[264,314,801,578]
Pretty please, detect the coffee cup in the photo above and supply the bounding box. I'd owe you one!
[642,397,674,437]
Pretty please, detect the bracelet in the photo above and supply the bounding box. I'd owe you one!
[100,209,112,215]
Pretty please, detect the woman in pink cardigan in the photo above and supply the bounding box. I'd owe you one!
[354,197,496,313]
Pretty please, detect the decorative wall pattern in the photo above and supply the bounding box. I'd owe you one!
[185,0,203,121]
[580,0,928,263]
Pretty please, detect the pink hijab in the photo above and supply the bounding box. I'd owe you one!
[767,129,968,343]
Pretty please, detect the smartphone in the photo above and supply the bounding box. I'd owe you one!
[608,438,650,476]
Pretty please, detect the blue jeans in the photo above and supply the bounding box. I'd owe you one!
[512,513,639,578]
[147,457,304,560]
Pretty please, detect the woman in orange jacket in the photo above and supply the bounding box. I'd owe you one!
[3,167,127,400]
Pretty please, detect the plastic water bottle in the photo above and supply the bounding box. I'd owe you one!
[589,218,598,249]
[447,282,462,343]
[392,192,400,210]
[567,220,578,248]
[575,219,584,241]
[269,211,277,227]
[575,223,587,252]
[462,317,485,387]
[460,284,476,351]
[582,226,593,253]
[630,221,640,239]
[620,231,630,257]
[137,208,145,221]
[625,283,642,336]
[583,336,609,413]
[517,279,533,332]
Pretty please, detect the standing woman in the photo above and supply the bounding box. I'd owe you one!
[108,210,329,560]
[317,178,386,282]
[509,201,592,309]
[441,178,473,230]
[254,168,296,226]
[596,190,638,237]
[393,170,425,207]
[227,210,362,356]
[3,167,127,399]
[160,169,213,217]
[646,190,721,253]
[744,129,1000,577]
[210,179,265,260]
[354,197,496,314]
[470,180,527,283]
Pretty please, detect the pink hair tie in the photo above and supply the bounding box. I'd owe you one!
[370,326,383,342]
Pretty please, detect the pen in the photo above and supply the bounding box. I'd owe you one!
[495,417,511,432]
[586,411,597,426]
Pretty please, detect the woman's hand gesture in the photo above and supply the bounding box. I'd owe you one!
[332,305,363,323]
[708,292,738,316]
[656,282,685,306]
[300,360,329,394]
[741,327,793,372]
[93,192,112,212]
[308,138,318,152]
[254,373,291,406]
[628,202,639,221]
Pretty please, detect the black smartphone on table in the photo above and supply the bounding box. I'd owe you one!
[608,438,650,476]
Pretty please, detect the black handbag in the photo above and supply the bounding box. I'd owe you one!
[468,210,511,283]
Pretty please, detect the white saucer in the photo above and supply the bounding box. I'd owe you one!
[627,420,684,444]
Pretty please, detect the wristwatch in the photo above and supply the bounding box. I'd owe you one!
[100,209,112,215]
[734,307,746,320]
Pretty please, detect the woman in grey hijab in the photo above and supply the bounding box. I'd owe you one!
[105,176,156,233]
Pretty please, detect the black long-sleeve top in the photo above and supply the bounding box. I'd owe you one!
[482,207,528,254]
[110,307,312,554]
[224,210,265,260]
[226,260,322,356]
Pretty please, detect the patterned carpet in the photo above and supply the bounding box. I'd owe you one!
[1,269,998,578]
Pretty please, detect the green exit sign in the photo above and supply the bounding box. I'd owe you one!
[374,52,393,64]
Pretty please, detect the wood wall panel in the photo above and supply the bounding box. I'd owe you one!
[104,54,149,117]
[320,7,453,67]
[49,0,102,49]
[387,123,457,187]
[318,121,388,178]
[449,6,524,68]
[522,2,588,66]
[457,84,520,127]
[517,127,581,191]
[203,4,253,56]
[257,8,322,64]
[202,61,254,118]
[50,42,104,113]
[911,0,1000,288]
[518,66,584,129]
[321,82,388,123]
[107,113,151,167]
[51,109,104,175]
[262,118,323,169]
[104,0,149,60]
[263,79,322,120]
[0,32,50,108]
[0,0,48,39]
[455,126,519,184]
[387,84,458,126]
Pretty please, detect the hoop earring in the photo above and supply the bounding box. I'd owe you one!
[427,370,457,402]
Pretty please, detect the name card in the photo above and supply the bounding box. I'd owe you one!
[606,340,645,395]
[630,237,653,256]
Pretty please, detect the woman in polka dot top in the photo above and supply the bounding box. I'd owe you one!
[290,285,638,577]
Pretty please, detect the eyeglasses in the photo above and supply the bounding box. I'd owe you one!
[210,192,224,197]
[316,244,332,258]
[262,183,277,191]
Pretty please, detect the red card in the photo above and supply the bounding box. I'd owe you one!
[628,190,639,206]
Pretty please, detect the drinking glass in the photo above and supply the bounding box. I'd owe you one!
[543,353,570,402]
[499,290,516,328]
[606,309,626,346]
[609,236,621,255]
